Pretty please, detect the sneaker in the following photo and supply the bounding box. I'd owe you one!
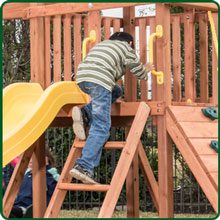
[69,164,98,184]
[72,106,86,140]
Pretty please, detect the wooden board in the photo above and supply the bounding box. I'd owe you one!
[179,122,218,138]
[45,16,51,87]
[73,14,82,79]
[113,19,120,32]
[184,10,195,101]
[172,16,181,101]
[189,138,218,155]
[199,155,218,173]
[26,3,146,19]
[63,14,72,81]
[103,18,111,40]
[209,172,218,186]
[139,18,148,101]
[212,13,218,105]
[199,13,208,103]
[53,15,61,82]
[168,106,218,123]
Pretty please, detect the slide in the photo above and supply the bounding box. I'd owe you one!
[166,105,218,212]
[3,81,88,167]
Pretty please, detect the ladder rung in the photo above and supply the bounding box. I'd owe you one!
[58,183,110,192]
[74,141,126,149]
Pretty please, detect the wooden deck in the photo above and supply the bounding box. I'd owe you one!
[166,105,218,212]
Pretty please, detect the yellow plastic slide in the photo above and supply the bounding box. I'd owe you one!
[3,81,88,167]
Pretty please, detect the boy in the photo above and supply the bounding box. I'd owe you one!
[70,32,153,184]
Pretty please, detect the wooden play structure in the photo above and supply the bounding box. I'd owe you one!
[2,2,218,218]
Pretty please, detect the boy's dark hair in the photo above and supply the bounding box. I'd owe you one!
[109,32,134,48]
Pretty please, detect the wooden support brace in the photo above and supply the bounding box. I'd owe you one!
[98,102,150,218]
[138,142,159,212]
[3,145,35,218]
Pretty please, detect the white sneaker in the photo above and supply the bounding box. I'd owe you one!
[72,106,86,140]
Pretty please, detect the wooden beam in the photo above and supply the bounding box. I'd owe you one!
[168,3,218,11]
[3,3,30,19]
[53,102,164,119]
[155,3,173,218]
[26,3,145,19]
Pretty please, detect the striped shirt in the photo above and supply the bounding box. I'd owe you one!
[76,40,150,91]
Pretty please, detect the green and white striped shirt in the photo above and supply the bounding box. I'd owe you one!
[76,40,150,91]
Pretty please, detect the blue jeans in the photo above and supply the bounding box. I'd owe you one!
[76,82,122,174]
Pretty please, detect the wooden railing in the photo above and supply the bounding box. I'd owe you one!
[31,11,218,105]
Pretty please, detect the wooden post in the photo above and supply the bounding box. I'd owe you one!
[63,14,72,81]
[212,13,218,106]
[172,15,181,102]
[156,4,173,218]
[85,11,101,48]
[73,14,82,79]
[53,15,62,82]
[32,136,47,218]
[184,10,195,102]
[199,13,208,103]
[139,18,148,101]
[123,6,137,102]
[123,6,139,218]
[30,6,47,217]
[103,18,111,40]
[30,16,45,88]
[45,16,51,87]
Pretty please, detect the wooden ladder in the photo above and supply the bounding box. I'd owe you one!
[44,102,159,218]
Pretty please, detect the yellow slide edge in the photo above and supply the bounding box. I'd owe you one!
[3,81,88,166]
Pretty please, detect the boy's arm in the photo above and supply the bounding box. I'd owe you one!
[124,49,152,80]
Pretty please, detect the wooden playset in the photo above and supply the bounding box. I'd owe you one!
[2,2,218,218]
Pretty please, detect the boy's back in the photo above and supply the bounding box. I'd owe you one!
[76,40,149,91]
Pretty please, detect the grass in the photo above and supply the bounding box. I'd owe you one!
[59,210,217,218]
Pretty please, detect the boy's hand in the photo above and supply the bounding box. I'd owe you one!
[145,63,155,71]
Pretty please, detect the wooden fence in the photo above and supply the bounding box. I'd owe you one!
[36,11,218,105]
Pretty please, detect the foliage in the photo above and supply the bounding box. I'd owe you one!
[3,20,30,86]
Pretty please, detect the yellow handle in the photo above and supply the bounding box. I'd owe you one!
[149,25,164,85]
[208,11,218,58]
[82,30,96,61]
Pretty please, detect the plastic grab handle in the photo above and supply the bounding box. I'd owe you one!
[82,30,96,60]
[149,25,164,85]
